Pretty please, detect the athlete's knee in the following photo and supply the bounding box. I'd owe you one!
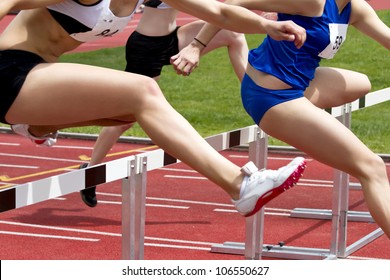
[355,153,387,182]
[355,73,371,95]
[134,76,166,108]
[137,76,163,98]
[227,31,246,45]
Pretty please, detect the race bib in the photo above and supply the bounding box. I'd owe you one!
[318,23,348,59]
[70,10,131,42]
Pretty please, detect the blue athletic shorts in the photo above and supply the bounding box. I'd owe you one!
[241,73,304,124]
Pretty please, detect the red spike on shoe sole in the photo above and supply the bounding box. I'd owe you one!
[244,160,307,217]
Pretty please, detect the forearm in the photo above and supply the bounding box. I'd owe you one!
[224,0,324,16]
[192,23,223,50]
[163,0,269,34]
[1,0,63,19]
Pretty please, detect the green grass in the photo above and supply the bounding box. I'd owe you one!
[9,11,390,153]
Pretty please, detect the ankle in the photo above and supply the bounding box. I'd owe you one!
[231,173,246,201]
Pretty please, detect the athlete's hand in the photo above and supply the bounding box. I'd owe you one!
[170,42,202,76]
[264,19,307,49]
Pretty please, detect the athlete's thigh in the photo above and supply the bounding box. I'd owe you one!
[260,97,372,174]
[304,67,371,109]
[6,62,157,125]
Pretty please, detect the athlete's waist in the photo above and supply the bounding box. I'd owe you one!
[246,64,292,90]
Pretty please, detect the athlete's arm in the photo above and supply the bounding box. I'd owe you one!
[223,0,325,17]
[171,0,307,68]
[162,0,304,38]
[0,0,63,20]
[349,0,390,50]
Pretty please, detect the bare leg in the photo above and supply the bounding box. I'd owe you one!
[260,96,390,239]
[88,124,133,165]
[6,62,244,198]
[305,67,371,108]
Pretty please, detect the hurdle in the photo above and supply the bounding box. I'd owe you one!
[211,87,390,260]
[0,124,264,259]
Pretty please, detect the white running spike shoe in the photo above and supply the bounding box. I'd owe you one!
[11,124,58,147]
[233,157,306,217]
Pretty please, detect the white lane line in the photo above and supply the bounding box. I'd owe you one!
[0,164,38,169]
[95,200,189,209]
[92,194,234,208]
[164,175,206,180]
[0,220,215,248]
[0,152,84,163]
[0,220,120,237]
[146,204,189,209]
[0,230,99,241]
[148,197,232,207]
[144,242,210,251]
[0,142,19,146]
[51,145,93,150]
[159,168,197,173]
[214,209,291,216]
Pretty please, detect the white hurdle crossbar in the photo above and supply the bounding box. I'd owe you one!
[0,125,264,260]
[211,87,390,260]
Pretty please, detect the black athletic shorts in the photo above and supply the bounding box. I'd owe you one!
[125,27,180,77]
[0,49,45,124]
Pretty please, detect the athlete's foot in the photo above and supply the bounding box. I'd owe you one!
[233,157,306,217]
[11,124,57,147]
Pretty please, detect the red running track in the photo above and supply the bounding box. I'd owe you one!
[0,132,389,260]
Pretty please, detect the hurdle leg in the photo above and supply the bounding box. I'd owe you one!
[121,156,147,260]
[332,107,351,258]
[328,166,349,259]
[210,128,268,259]
[244,129,268,260]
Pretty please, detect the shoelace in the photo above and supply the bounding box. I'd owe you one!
[248,169,279,183]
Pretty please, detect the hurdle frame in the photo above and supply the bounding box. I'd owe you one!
[210,87,390,260]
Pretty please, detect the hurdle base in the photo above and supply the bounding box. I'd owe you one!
[290,208,375,223]
[343,228,384,257]
[210,242,331,260]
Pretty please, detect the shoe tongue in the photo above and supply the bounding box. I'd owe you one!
[241,161,258,176]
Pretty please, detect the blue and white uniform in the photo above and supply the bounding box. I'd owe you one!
[241,0,351,124]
